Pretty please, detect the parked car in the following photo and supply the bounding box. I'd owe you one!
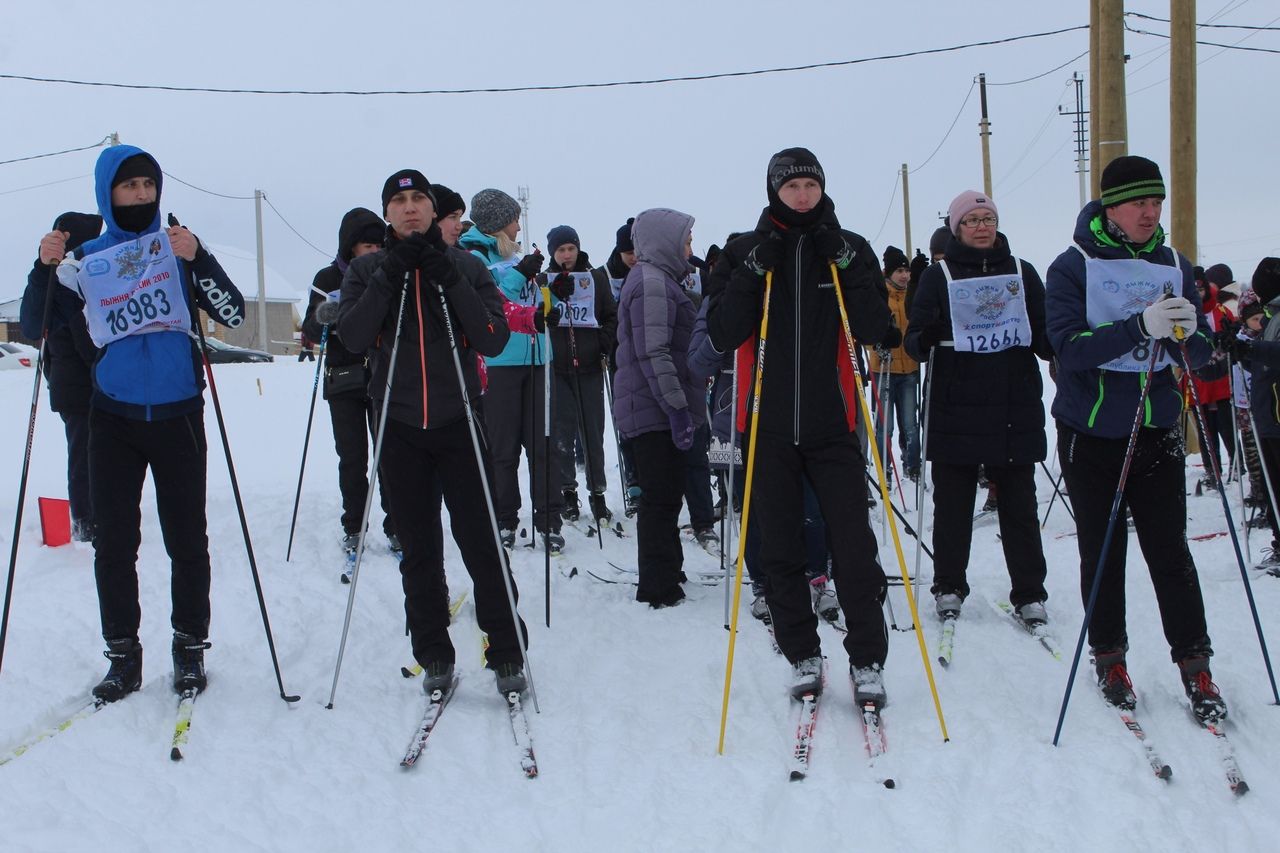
[0,341,37,370]
[201,336,273,364]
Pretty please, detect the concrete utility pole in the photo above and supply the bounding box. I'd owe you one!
[1094,0,1129,187]
[901,164,913,256]
[1089,0,1101,198]
[254,190,268,351]
[1059,73,1090,209]
[978,73,993,198]
[1170,0,1197,263]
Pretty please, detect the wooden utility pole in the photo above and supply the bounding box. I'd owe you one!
[901,164,913,256]
[1095,0,1129,184]
[1170,0,1197,263]
[1089,0,1101,198]
[978,73,993,197]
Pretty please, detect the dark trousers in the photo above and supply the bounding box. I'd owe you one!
[484,365,561,532]
[329,394,395,538]
[1259,435,1280,550]
[552,370,607,494]
[683,422,715,529]
[1058,423,1211,661]
[379,416,526,668]
[630,430,688,605]
[89,409,211,642]
[1196,401,1236,482]
[753,431,887,668]
[930,462,1048,607]
[60,410,92,535]
[733,463,826,592]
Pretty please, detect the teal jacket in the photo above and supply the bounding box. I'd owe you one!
[459,229,547,367]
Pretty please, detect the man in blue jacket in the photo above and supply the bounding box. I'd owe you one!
[1045,155,1226,724]
[52,145,246,703]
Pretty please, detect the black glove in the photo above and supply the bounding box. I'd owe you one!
[880,325,903,349]
[917,321,948,354]
[743,235,783,277]
[1224,334,1253,362]
[515,251,544,280]
[812,228,855,270]
[549,272,575,302]
[533,303,563,334]
[909,250,929,284]
[379,239,421,287]
[419,242,461,289]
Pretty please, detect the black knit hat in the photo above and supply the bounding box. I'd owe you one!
[52,212,104,252]
[882,246,909,274]
[546,225,580,252]
[1100,156,1166,207]
[766,147,826,195]
[1205,263,1234,287]
[615,217,636,253]
[431,183,466,219]
[1252,258,1280,304]
[111,154,159,188]
[929,225,951,257]
[381,169,435,215]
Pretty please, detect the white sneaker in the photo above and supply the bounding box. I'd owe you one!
[790,655,824,699]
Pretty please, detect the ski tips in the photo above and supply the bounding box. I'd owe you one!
[170,746,184,762]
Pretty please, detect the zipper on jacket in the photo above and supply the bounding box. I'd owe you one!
[414,273,429,428]
[794,234,804,445]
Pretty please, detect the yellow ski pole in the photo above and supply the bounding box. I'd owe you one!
[717,272,773,755]
[831,263,950,743]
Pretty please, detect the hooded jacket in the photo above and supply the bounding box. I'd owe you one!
[542,250,618,376]
[337,232,510,431]
[904,233,1052,465]
[60,145,245,421]
[706,201,890,443]
[612,208,705,439]
[302,207,386,375]
[1045,200,1212,439]
[458,228,545,368]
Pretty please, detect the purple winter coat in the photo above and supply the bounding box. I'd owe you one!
[612,208,705,440]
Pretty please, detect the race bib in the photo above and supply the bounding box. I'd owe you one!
[553,273,599,329]
[488,257,537,306]
[608,276,625,301]
[75,232,190,347]
[1078,248,1177,372]
[1232,360,1251,409]
[682,272,702,297]
[942,260,1031,354]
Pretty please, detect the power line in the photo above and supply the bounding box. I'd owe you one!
[868,174,901,245]
[1129,12,1280,94]
[0,173,92,197]
[1127,10,1280,30]
[1127,0,1253,77]
[1125,24,1280,53]
[909,80,976,175]
[261,194,330,259]
[0,136,111,167]
[986,49,1089,85]
[995,83,1072,191]
[0,26,1089,97]
[161,170,256,200]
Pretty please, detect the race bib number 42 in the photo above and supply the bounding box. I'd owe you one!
[76,231,190,347]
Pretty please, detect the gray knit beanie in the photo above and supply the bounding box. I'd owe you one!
[469,188,522,235]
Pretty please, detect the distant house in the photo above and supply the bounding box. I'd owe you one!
[1,245,308,357]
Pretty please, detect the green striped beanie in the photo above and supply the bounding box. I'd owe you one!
[1100,155,1166,207]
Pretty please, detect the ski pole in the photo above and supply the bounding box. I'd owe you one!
[724,359,739,630]
[326,277,408,709]
[867,469,934,561]
[1228,360,1252,564]
[540,286,553,625]
[831,263,948,742]
[1179,337,1279,704]
[915,349,936,595]
[0,251,62,678]
[1038,460,1075,526]
[170,215,298,705]
[718,272,772,755]
[601,359,633,518]
[438,278,539,712]
[1052,345,1161,746]
[285,322,329,561]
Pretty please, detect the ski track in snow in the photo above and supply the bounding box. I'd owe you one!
[0,361,1277,852]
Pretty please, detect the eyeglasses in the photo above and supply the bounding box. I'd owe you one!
[959,216,997,229]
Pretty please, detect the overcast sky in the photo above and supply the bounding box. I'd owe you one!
[2,0,1274,308]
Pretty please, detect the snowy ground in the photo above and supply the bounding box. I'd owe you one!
[1,358,1278,853]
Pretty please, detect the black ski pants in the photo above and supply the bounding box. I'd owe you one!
[1058,423,1212,662]
[484,365,561,532]
[1196,401,1235,484]
[89,409,211,642]
[552,369,607,495]
[752,431,887,668]
[329,393,396,538]
[379,415,526,668]
[60,410,92,536]
[630,429,688,606]
[929,462,1048,607]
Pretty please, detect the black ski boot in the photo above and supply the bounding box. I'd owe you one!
[172,632,211,695]
[1093,649,1136,710]
[494,661,528,696]
[92,638,142,704]
[1178,656,1228,723]
[561,489,580,523]
[588,491,612,524]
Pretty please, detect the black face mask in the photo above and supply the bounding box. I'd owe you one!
[112,201,159,234]
[767,193,830,231]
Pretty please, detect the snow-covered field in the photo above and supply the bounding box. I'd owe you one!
[0,359,1276,853]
